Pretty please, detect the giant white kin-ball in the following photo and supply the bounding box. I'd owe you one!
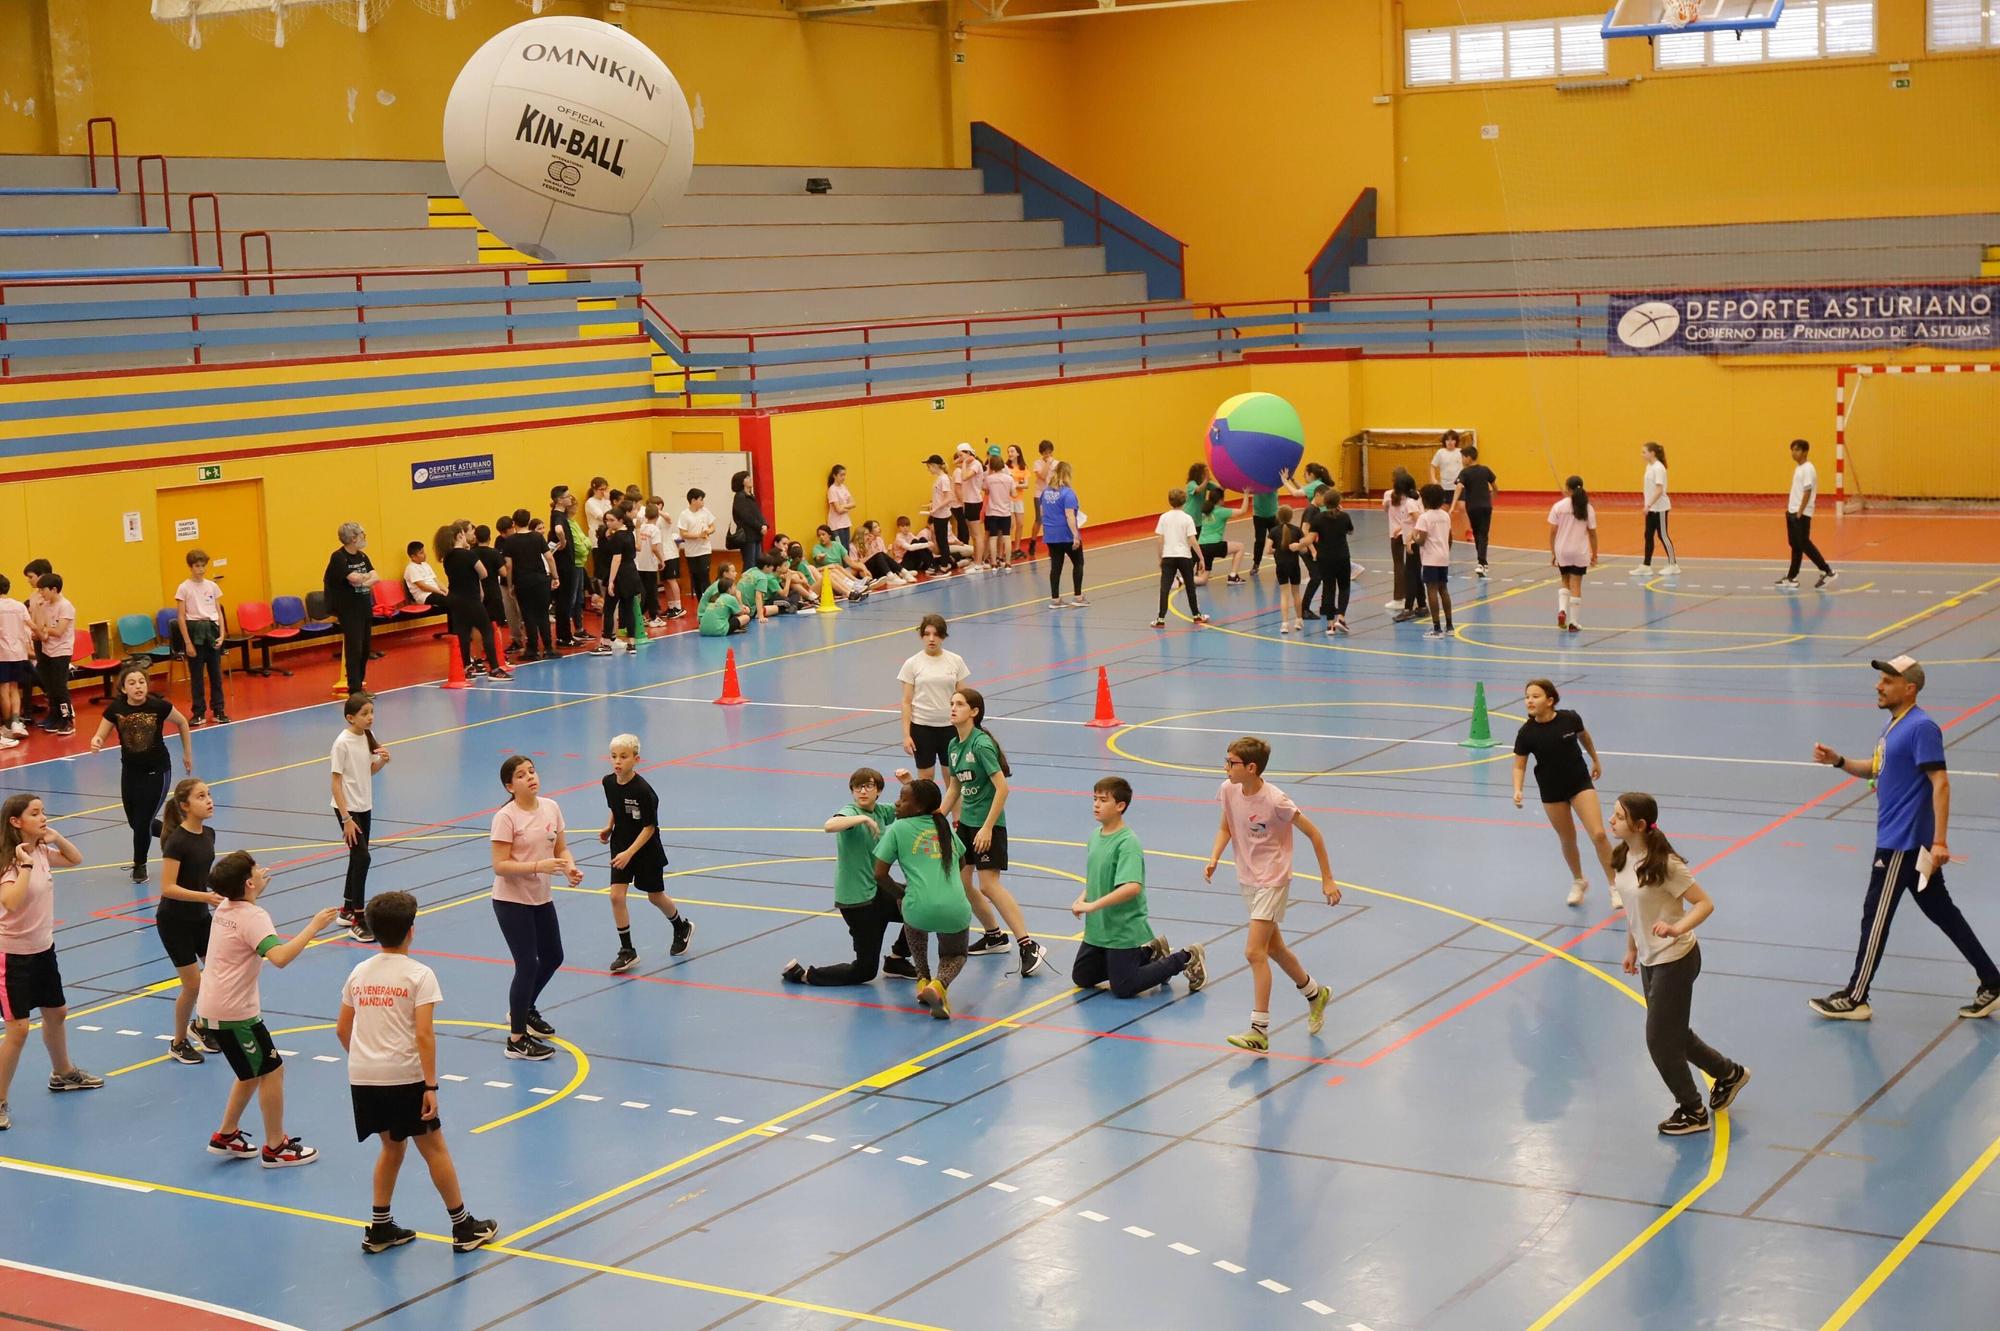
[443,17,693,262]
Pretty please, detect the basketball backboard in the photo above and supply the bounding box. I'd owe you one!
[1601,0,1783,40]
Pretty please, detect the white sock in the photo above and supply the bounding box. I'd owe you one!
[1569,594,1581,627]
[1558,588,1570,615]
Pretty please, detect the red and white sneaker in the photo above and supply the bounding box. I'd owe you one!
[207,1129,257,1160]
[1556,610,1567,629]
[260,1136,320,1168]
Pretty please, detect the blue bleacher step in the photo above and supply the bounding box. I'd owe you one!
[0,187,119,197]
[0,265,220,280]
[0,226,169,237]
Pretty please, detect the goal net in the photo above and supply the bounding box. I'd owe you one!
[1340,428,1479,497]
[1837,364,2000,512]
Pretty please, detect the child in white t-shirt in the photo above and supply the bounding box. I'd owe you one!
[1412,484,1455,640]
[0,574,31,747]
[1153,488,1204,628]
[676,489,718,596]
[174,549,229,726]
[338,889,498,1254]
[403,542,443,605]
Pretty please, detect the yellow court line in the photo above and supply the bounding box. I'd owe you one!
[1641,577,1879,601]
[497,984,1084,1248]
[49,573,1157,828]
[0,1154,947,1331]
[1454,626,1808,658]
[1816,1129,2000,1331]
[1466,620,1870,641]
[1862,573,2000,645]
[1105,701,1523,779]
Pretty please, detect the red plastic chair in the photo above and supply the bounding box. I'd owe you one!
[68,628,122,699]
[371,579,410,620]
[236,599,299,676]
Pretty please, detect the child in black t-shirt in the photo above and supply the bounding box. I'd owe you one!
[1272,506,1305,633]
[158,778,222,1065]
[90,661,192,882]
[601,735,691,974]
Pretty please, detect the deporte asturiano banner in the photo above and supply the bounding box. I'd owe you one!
[1608,283,1997,356]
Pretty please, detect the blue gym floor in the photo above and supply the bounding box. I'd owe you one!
[4,515,1998,1331]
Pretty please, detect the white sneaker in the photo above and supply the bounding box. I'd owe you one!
[1661,563,1680,575]
[1383,600,1402,610]
[1475,564,1489,577]
[1566,879,1587,907]
[1279,621,1294,634]
[1630,565,1648,576]
[0,734,16,749]
[6,719,24,736]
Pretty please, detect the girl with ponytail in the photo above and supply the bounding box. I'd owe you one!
[1547,475,1599,632]
[872,780,971,1019]
[157,778,223,1064]
[1610,791,1749,1137]
[944,688,1048,976]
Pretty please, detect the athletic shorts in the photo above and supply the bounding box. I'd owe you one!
[983,515,1011,537]
[660,558,681,580]
[1557,564,1589,578]
[1535,777,1593,808]
[0,947,64,1020]
[1421,565,1450,585]
[909,722,957,771]
[610,848,668,892]
[351,1081,440,1143]
[1240,880,1291,924]
[1199,541,1229,567]
[206,1017,282,1083]
[156,911,212,969]
[1274,558,1301,587]
[0,660,31,685]
[956,822,1009,872]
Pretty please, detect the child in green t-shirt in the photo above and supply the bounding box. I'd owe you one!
[1070,776,1205,998]
[781,768,917,987]
[872,779,969,1019]
[1195,490,1248,587]
[696,570,750,637]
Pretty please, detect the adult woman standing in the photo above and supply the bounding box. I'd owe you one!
[730,470,769,569]
[1634,443,1679,577]
[1511,679,1614,908]
[1039,461,1086,608]
[824,466,854,553]
[897,614,969,782]
[322,522,378,691]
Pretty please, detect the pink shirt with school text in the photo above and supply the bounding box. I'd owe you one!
[197,900,278,1022]
[491,799,565,905]
[1219,779,1299,888]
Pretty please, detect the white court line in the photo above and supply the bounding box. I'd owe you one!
[1080,1210,1109,1222]
[1260,1279,1293,1293]
[806,1133,836,1143]
[1169,1242,1201,1255]
[0,1160,153,1193]
[1214,1260,1246,1274]
[897,1155,929,1167]
[575,1094,603,1102]
[987,1181,1019,1193]
[1123,1225,1156,1239]
[942,1167,973,1179]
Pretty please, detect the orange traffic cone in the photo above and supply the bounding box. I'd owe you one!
[1084,666,1122,728]
[714,648,746,706]
[442,636,470,690]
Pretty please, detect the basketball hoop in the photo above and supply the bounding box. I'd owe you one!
[1665,0,1704,27]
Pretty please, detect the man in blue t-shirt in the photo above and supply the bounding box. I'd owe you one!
[1808,656,1999,1021]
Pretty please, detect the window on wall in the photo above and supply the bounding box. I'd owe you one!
[1654,1,1876,68]
[1929,0,2000,49]
[1404,16,1608,87]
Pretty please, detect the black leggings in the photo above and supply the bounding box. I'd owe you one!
[493,900,564,1035]
[1403,542,1424,610]
[516,583,554,656]
[338,603,372,691]
[1785,513,1830,579]
[1643,511,1676,566]
[1250,514,1277,570]
[1302,552,1350,619]
[902,925,968,988]
[1158,557,1200,618]
[608,586,641,641]
[639,570,661,619]
[1640,945,1735,1113]
[186,642,224,719]
[1071,942,1187,999]
[1467,506,1493,566]
[803,885,911,986]
[1047,541,1083,598]
[930,516,955,566]
[337,809,371,914]
[551,567,578,643]
[451,601,498,668]
[122,764,170,872]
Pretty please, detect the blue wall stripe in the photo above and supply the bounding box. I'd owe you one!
[0,353,652,424]
[0,279,641,327]
[0,382,657,459]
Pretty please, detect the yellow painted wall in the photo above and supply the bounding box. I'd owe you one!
[963,23,1078,165]
[0,0,52,155]
[30,0,951,166]
[0,415,653,635]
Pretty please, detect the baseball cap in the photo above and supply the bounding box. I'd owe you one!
[954,441,975,455]
[922,453,946,467]
[986,444,1002,456]
[1870,654,1926,691]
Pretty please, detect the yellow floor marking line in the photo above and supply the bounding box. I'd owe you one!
[1105,701,1522,779]
[1816,1129,2000,1331]
[1862,573,2000,644]
[1454,626,1808,658]
[1459,620,1871,640]
[497,985,1082,1248]
[1641,577,1877,601]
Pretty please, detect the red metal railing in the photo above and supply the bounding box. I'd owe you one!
[187,193,222,269]
[239,232,274,294]
[134,155,168,229]
[84,117,120,191]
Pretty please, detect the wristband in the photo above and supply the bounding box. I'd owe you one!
[424,1083,439,1092]
[1830,754,1845,769]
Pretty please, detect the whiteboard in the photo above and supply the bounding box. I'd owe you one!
[649,451,750,544]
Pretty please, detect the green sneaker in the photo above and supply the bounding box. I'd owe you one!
[1226,1027,1269,1052]
[1306,985,1332,1036]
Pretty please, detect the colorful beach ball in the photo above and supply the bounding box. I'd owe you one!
[1206,392,1305,493]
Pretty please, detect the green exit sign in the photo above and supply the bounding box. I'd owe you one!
[197,464,223,482]
[1891,76,1912,90]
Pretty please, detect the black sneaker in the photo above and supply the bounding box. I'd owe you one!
[1709,1063,1752,1113]
[131,864,148,883]
[881,955,919,980]
[1658,1106,1711,1136]
[344,913,375,945]
[505,1035,555,1061]
[965,930,1011,956]
[609,947,640,975]
[1018,939,1048,977]
[168,1038,204,1066]
[781,960,808,984]
[1808,991,1871,1021]
[452,1215,500,1253]
[212,714,231,725]
[362,1221,417,1254]
[1817,570,1838,588]
[1960,985,2000,1019]
[524,1009,556,1037]
[670,915,694,957]
[192,1022,221,1054]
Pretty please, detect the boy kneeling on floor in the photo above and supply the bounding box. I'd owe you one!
[1070,777,1206,998]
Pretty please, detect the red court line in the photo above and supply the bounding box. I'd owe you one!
[0,1257,298,1331]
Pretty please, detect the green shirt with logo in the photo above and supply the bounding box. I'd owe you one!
[948,729,1006,830]
[874,816,969,933]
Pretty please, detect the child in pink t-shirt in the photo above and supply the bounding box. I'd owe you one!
[196,849,340,1167]
[0,574,31,747]
[982,453,1017,570]
[1203,736,1339,1053]
[0,792,95,1128]
[1548,475,1599,632]
[1412,483,1456,640]
[174,548,229,726]
[489,755,581,1062]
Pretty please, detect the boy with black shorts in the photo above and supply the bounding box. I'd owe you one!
[602,735,692,974]
[337,890,498,1254]
[198,851,339,1168]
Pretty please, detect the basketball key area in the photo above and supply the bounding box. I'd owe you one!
[3,520,1997,1331]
